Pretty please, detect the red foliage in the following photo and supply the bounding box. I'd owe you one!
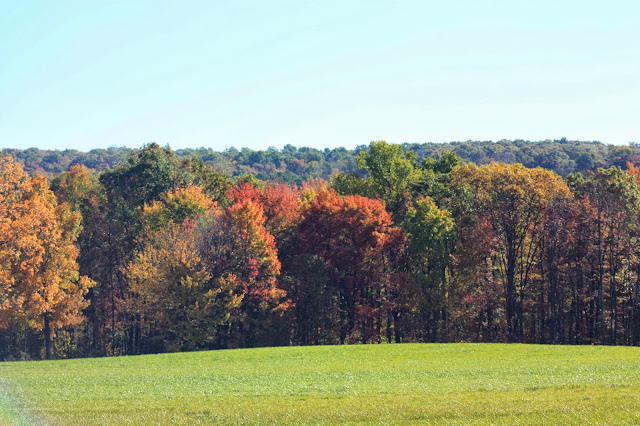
[296,188,405,343]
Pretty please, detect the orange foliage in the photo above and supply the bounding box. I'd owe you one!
[626,161,640,187]
[0,158,95,357]
[227,181,304,244]
[226,199,284,305]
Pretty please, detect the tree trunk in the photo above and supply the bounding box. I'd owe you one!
[44,313,53,360]
[597,210,605,343]
[506,243,517,342]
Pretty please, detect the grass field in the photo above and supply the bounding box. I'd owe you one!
[1,343,639,424]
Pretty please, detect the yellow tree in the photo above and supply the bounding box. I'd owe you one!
[142,185,216,230]
[126,189,240,352]
[50,164,94,212]
[125,219,243,352]
[125,191,286,351]
[0,158,94,359]
[451,162,572,342]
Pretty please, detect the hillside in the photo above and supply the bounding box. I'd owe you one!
[3,139,639,182]
[1,343,639,424]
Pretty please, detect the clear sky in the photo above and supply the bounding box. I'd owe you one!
[1,1,639,152]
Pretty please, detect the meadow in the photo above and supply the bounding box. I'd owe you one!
[1,343,639,424]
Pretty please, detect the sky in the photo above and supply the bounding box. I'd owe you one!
[1,1,639,152]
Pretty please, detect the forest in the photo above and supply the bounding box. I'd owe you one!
[4,138,640,183]
[2,140,640,360]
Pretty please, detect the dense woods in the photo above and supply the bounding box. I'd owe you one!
[3,140,640,360]
[4,139,640,183]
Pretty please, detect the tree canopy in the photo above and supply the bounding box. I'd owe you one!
[4,140,640,360]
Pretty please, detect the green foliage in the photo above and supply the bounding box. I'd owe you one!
[422,151,460,174]
[403,197,455,340]
[405,197,454,265]
[235,173,266,190]
[331,172,373,198]
[356,140,419,212]
[179,156,233,204]
[5,140,640,184]
[99,143,190,209]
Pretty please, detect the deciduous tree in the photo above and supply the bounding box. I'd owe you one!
[0,158,94,359]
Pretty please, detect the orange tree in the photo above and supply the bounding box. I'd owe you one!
[0,157,94,359]
[295,188,405,344]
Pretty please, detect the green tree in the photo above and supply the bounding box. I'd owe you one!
[404,197,455,341]
[355,141,420,219]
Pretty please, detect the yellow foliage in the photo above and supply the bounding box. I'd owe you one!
[142,185,217,229]
[0,157,95,335]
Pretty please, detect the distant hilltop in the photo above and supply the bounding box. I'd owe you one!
[2,139,639,182]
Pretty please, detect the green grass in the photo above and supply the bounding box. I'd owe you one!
[1,343,639,424]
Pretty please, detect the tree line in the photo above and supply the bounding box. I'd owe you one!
[4,138,640,184]
[2,141,640,360]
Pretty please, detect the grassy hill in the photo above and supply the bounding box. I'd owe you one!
[1,343,639,424]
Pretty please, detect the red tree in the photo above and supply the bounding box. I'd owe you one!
[296,189,405,343]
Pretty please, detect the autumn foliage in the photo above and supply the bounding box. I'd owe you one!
[0,158,94,359]
[4,141,640,360]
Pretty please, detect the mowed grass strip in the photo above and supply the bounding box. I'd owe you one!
[1,343,639,424]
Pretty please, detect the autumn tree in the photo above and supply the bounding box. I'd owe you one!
[216,199,288,346]
[142,185,216,230]
[451,163,573,342]
[88,143,194,354]
[125,219,242,352]
[126,191,288,351]
[50,164,94,211]
[568,167,640,344]
[448,217,504,342]
[295,188,405,343]
[0,158,94,359]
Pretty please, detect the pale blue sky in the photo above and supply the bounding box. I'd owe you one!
[1,1,639,151]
